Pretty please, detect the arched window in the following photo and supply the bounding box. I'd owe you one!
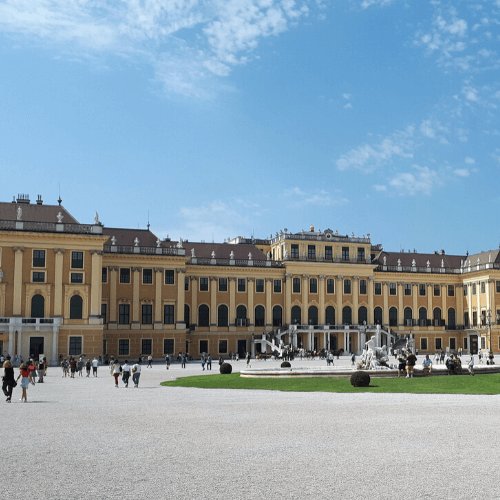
[404,307,413,326]
[433,307,442,326]
[70,295,83,320]
[342,306,352,325]
[255,305,265,327]
[31,294,45,318]
[184,304,190,327]
[198,304,210,327]
[374,307,383,325]
[236,305,247,326]
[325,306,335,325]
[272,305,282,327]
[419,307,427,326]
[448,308,456,329]
[308,306,318,325]
[358,306,367,325]
[291,306,301,325]
[217,305,228,327]
[389,307,398,327]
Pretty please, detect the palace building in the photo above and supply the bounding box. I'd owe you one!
[0,194,499,364]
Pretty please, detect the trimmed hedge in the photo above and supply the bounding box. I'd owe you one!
[280,361,291,368]
[219,362,233,374]
[350,371,371,387]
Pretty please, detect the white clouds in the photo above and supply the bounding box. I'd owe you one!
[336,127,414,173]
[284,187,349,207]
[388,166,440,196]
[359,0,394,9]
[453,168,470,177]
[0,0,313,98]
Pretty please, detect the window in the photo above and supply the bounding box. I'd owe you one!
[165,270,175,285]
[447,285,455,297]
[343,279,351,294]
[219,278,228,292]
[449,338,456,351]
[71,251,84,269]
[236,305,247,326]
[118,339,129,356]
[419,284,426,296]
[69,336,82,356]
[404,284,412,296]
[435,338,442,351]
[101,303,107,324]
[32,271,45,283]
[472,283,477,295]
[433,284,440,296]
[141,339,152,355]
[120,268,130,284]
[218,305,229,326]
[255,305,265,327]
[309,278,317,294]
[480,282,485,294]
[184,277,189,291]
[32,249,46,268]
[463,284,468,296]
[374,283,382,295]
[291,244,299,259]
[389,283,397,296]
[359,279,367,295]
[71,272,83,284]
[143,268,153,284]
[163,339,174,355]
[31,294,45,318]
[420,338,428,351]
[325,246,332,260]
[326,278,335,294]
[164,305,175,324]
[342,247,349,261]
[357,247,365,262]
[237,278,246,292]
[218,339,228,354]
[256,279,264,293]
[273,279,282,293]
[102,267,108,283]
[199,340,208,354]
[292,277,301,294]
[199,277,209,292]
[198,305,210,326]
[118,304,130,324]
[496,281,500,293]
[307,245,316,260]
[142,304,153,324]
[69,295,83,319]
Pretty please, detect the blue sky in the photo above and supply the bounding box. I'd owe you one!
[0,0,499,255]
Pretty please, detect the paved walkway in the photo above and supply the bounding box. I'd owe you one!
[1,357,499,499]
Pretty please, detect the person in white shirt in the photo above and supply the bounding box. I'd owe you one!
[132,362,141,387]
[91,357,99,377]
[121,361,131,387]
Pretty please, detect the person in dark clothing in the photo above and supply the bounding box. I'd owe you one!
[2,356,16,402]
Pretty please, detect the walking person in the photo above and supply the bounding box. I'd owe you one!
[165,354,170,370]
[16,362,30,402]
[147,355,153,368]
[181,353,187,368]
[406,350,417,378]
[246,352,251,368]
[201,355,206,371]
[206,354,212,371]
[77,357,84,377]
[2,356,17,403]
[27,359,37,385]
[37,358,45,383]
[122,360,131,388]
[467,355,475,376]
[69,357,77,378]
[92,357,99,377]
[132,362,141,387]
[111,359,122,388]
[85,358,91,377]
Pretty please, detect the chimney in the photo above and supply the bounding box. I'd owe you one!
[36,194,43,205]
[16,193,30,204]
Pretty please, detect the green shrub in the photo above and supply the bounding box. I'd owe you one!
[350,371,371,387]
[219,362,233,374]
[280,361,291,368]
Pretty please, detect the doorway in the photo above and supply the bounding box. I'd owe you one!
[470,335,478,354]
[29,336,44,359]
[237,339,247,358]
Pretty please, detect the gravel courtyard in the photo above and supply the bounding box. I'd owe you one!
[2,357,499,499]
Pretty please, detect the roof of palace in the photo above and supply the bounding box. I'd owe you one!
[184,241,268,261]
[0,200,79,224]
[103,227,162,247]
[376,251,465,269]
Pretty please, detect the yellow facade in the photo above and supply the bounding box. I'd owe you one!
[0,198,499,364]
